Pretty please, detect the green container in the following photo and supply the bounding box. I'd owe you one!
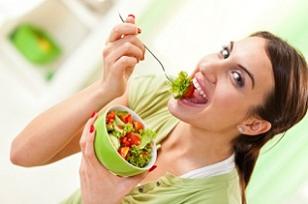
[9,24,61,65]
[94,105,157,177]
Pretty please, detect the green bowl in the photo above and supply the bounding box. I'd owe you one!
[94,105,157,177]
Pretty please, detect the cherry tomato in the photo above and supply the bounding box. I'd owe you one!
[120,136,130,147]
[106,111,116,123]
[183,83,194,98]
[120,133,141,147]
[127,133,141,146]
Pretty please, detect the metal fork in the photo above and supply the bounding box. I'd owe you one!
[118,13,172,82]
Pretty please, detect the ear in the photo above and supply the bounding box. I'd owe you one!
[237,117,271,136]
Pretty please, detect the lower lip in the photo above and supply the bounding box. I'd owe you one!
[178,98,208,109]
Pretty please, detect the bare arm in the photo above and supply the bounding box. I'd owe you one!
[10,81,127,167]
[45,91,129,165]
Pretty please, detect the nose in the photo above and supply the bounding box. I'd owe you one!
[198,60,221,84]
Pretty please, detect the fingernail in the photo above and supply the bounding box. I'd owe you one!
[128,14,135,19]
[91,112,96,118]
[137,28,142,34]
[148,165,157,172]
[90,125,95,133]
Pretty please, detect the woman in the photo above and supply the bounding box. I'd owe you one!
[10,14,308,204]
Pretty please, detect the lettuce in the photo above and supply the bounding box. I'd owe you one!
[123,123,134,135]
[126,144,152,168]
[170,71,192,99]
[139,129,157,149]
[109,134,120,149]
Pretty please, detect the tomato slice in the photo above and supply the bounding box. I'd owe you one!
[133,121,143,131]
[119,147,130,158]
[121,114,133,124]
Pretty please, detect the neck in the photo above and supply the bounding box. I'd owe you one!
[163,122,234,167]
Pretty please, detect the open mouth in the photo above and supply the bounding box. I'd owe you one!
[181,78,208,105]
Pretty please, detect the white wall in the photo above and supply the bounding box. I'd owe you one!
[144,0,294,76]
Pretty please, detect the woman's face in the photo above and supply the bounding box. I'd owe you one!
[168,37,274,135]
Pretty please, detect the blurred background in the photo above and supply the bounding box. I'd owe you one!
[0,0,307,203]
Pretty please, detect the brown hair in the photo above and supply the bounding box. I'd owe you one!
[233,31,308,204]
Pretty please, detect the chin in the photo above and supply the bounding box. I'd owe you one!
[168,98,183,119]
[167,98,206,124]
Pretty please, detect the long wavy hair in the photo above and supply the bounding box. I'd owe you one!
[232,31,308,204]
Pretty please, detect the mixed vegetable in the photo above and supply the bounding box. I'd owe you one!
[170,71,194,99]
[106,110,157,168]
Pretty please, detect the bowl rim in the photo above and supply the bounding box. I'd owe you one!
[98,105,157,170]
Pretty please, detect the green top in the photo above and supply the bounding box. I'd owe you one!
[61,75,242,204]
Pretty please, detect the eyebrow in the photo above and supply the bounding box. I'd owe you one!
[229,41,255,89]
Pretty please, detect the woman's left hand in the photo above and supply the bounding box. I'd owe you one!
[79,113,156,204]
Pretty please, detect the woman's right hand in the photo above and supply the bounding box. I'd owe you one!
[101,14,145,98]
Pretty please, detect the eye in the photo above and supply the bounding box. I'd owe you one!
[220,46,230,59]
[231,71,245,87]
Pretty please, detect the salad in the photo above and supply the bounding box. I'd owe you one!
[170,71,194,99]
[105,110,157,168]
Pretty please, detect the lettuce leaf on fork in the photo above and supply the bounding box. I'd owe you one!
[170,71,193,99]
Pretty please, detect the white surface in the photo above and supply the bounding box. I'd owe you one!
[0,0,44,23]
[0,58,82,204]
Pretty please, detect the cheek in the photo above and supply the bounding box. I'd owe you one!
[214,95,244,116]
[167,87,252,131]
[200,89,249,129]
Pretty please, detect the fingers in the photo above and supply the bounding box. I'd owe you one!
[104,35,145,61]
[108,23,141,42]
[105,41,144,66]
[84,123,101,167]
[80,112,98,159]
[79,112,112,178]
[112,56,138,78]
[103,14,144,80]
[126,14,135,24]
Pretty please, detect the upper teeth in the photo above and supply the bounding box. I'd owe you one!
[193,78,207,99]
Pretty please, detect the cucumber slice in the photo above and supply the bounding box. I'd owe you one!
[109,134,120,150]
[115,115,125,126]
